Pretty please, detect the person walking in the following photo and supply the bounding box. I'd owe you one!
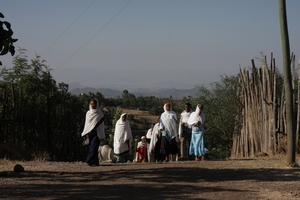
[81,98,105,166]
[146,123,155,162]
[159,102,179,162]
[149,117,164,162]
[178,102,193,160]
[187,104,206,161]
[113,113,133,163]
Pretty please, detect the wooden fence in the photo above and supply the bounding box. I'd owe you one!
[231,53,299,157]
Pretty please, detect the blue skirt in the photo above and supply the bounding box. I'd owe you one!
[189,129,205,157]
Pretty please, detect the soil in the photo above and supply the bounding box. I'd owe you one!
[1,155,300,200]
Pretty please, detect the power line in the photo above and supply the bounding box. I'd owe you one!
[54,0,132,71]
[41,0,96,57]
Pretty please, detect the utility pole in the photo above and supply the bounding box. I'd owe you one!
[278,0,296,165]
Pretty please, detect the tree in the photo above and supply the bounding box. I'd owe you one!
[122,89,136,108]
[193,75,240,159]
[0,12,18,65]
[0,49,87,161]
[278,0,296,165]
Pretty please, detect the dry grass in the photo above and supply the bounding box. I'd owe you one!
[122,108,159,124]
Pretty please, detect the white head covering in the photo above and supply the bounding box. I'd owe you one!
[179,108,193,137]
[148,119,160,153]
[160,103,178,139]
[81,99,105,139]
[180,109,192,123]
[113,113,133,154]
[137,136,147,148]
[187,104,205,126]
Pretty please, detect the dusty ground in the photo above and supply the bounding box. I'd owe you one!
[1,155,300,200]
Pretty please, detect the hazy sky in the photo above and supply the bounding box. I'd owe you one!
[1,0,300,90]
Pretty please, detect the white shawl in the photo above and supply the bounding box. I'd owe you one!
[113,113,133,154]
[148,122,160,153]
[146,128,153,139]
[98,145,114,163]
[160,103,178,139]
[187,105,206,126]
[81,99,105,139]
[179,109,192,138]
[180,110,192,123]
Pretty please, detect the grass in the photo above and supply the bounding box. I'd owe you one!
[122,108,159,124]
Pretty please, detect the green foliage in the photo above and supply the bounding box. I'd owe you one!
[0,49,246,161]
[108,134,114,148]
[127,114,134,120]
[0,12,18,65]
[0,49,86,161]
[193,75,241,159]
[122,90,136,108]
[112,107,123,132]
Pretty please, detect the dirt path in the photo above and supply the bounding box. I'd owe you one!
[1,155,300,200]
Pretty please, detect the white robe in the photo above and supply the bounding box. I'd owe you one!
[113,113,133,155]
[187,105,205,126]
[146,128,152,139]
[148,122,160,153]
[81,99,105,139]
[98,145,114,163]
[179,110,192,138]
[160,104,178,140]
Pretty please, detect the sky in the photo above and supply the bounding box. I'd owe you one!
[1,0,300,90]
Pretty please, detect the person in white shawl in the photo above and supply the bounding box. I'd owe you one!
[113,113,133,163]
[98,139,115,163]
[159,102,179,162]
[81,98,105,166]
[178,102,193,160]
[187,104,206,161]
[148,117,164,162]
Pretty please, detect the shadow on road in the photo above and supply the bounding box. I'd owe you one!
[1,163,299,199]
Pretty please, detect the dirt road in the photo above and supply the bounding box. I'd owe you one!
[1,155,300,200]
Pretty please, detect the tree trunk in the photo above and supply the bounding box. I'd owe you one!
[278,0,296,165]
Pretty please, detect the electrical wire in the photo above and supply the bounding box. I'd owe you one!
[54,0,132,71]
[41,0,96,57]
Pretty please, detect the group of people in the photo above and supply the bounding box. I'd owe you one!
[81,99,133,165]
[147,102,206,162]
[81,98,206,166]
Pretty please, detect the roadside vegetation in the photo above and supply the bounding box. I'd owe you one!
[0,49,292,162]
[0,49,244,161]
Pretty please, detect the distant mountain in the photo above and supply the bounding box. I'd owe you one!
[68,84,199,99]
[69,87,123,98]
[68,82,85,90]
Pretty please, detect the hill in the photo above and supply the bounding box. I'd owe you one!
[69,87,198,99]
[118,108,159,138]
[68,82,199,99]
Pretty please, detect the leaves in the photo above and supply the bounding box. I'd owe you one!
[3,21,11,29]
[9,45,15,56]
[0,45,9,55]
[0,12,18,66]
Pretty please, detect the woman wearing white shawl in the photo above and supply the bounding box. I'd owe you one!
[113,113,133,163]
[81,99,105,166]
[148,117,164,162]
[159,102,179,162]
[187,104,206,161]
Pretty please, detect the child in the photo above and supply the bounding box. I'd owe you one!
[136,136,148,163]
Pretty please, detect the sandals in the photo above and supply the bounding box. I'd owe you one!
[195,156,205,161]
